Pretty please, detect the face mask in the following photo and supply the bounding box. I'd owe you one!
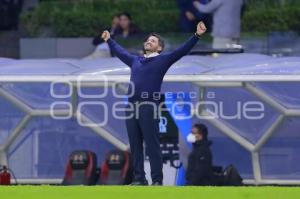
[186,133,196,143]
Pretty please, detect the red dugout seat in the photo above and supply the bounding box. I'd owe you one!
[62,150,98,185]
[100,150,133,185]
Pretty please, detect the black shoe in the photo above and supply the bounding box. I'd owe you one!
[151,181,162,186]
[130,179,148,186]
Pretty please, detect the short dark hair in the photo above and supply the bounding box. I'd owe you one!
[119,12,132,21]
[193,123,208,139]
[145,33,165,53]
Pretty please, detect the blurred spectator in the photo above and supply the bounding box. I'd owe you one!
[85,12,142,59]
[193,0,244,49]
[92,14,121,46]
[177,0,212,32]
[114,12,141,38]
[85,14,121,59]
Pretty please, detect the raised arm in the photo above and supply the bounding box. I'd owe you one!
[166,21,207,64]
[101,30,136,67]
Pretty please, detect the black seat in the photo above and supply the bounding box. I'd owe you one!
[62,150,98,185]
[99,150,133,185]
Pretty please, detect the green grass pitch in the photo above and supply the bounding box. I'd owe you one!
[0,186,300,199]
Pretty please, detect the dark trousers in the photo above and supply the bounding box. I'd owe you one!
[125,103,163,183]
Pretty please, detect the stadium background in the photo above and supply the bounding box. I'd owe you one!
[0,0,300,191]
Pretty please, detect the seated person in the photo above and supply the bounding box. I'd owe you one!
[185,123,215,185]
[85,12,142,59]
[114,12,141,39]
[92,14,121,46]
[84,14,121,59]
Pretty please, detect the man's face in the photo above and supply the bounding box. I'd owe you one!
[191,127,203,141]
[144,36,162,53]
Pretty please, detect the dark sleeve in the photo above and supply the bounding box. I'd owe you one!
[92,35,103,46]
[107,38,137,67]
[165,35,199,65]
[185,154,195,185]
[186,150,212,185]
[189,3,208,20]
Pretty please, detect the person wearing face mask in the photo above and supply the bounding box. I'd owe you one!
[186,123,214,185]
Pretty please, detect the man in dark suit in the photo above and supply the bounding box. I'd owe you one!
[101,22,207,185]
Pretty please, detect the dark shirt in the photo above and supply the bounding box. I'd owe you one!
[186,140,214,185]
[107,35,199,103]
[114,23,141,39]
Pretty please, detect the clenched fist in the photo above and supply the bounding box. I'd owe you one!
[101,30,110,42]
[196,21,207,36]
